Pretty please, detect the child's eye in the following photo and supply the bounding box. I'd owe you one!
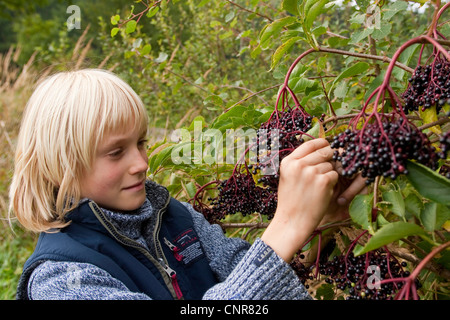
[138,139,149,148]
[108,148,123,158]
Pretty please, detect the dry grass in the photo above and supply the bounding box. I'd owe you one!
[0,45,39,230]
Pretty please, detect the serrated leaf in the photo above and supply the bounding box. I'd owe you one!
[406,160,450,205]
[354,222,425,256]
[405,192,423,219]
[382,187,405,219]
[349,194,374,233]
[421,202,450,232]
[333,81,348,99]
[259,16,297,49]
[271,36,301,70]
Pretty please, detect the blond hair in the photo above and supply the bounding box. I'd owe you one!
[9,69,148,232]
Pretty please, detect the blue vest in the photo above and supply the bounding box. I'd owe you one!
[16,189,219,300]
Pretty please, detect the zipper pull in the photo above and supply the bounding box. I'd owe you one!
[164,237,184,262]
[158,258,183,300]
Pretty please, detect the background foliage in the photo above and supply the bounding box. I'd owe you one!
[0,0,449,300]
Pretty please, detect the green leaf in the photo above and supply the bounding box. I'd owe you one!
[225,11,235,23]
[371,23,391,41]
[406,160,450,205]
[355,0,370,11]
[349,28,373,44]
[148,144,175,174]
[183,181,197,199]
[349,194,374,233]
[125,20,137,34]
[383,1,409,21]
[420,105,441,135]
[315,283,335,300]
[330,62,370,92]
[382,186,405,219]
[219,30,233,40]
[259,16,297,49]
[304,0,328,31]
[111,14,120,25]
[405,192,423,219]
[421,202,450,232]
[140,44,152,56]
[271,36,301,70]
[146,6,159,18]
[187,115,206,132]
[354,222,425,256]
[282,0,300,16]
[203,95,224,107]
[392,44,420,81]
[290,77,316,94]
[110,27,119,37]
[333,81,348,99]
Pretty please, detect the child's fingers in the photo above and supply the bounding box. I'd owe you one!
[337,174,367,206]
[312,161,334,174]
[289,138,330,160]
[300,145,334,166]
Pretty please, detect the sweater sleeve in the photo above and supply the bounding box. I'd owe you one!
[28,261,151,300]
[182,202,312,300]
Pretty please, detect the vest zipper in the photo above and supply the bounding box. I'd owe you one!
[158,258,183,300]
[88,201,181,300]
[163,237,184,261]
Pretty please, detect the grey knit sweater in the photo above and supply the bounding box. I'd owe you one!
[26,187,311,300]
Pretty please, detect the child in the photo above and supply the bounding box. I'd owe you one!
[10,69,365,300]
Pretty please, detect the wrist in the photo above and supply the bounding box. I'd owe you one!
[261,212,316,263]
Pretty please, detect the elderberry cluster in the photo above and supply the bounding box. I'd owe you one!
[291,250,414,300]
[402,61,450,113]
[331,118,439,184]
[197,107,313,223]
[202,173,277,223]
[251,107,312,187]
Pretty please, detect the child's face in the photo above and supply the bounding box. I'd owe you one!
[79,123,149,212]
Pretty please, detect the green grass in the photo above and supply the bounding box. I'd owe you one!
[0,225,37,300]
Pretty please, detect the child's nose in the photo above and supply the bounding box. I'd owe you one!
[130,150,148,175]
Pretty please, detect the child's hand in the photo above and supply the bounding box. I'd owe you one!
[319,171,367,227]
[261,138,339,262]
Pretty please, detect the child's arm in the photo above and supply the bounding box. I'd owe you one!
[27,261,152,300]
[186,204,311,300]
